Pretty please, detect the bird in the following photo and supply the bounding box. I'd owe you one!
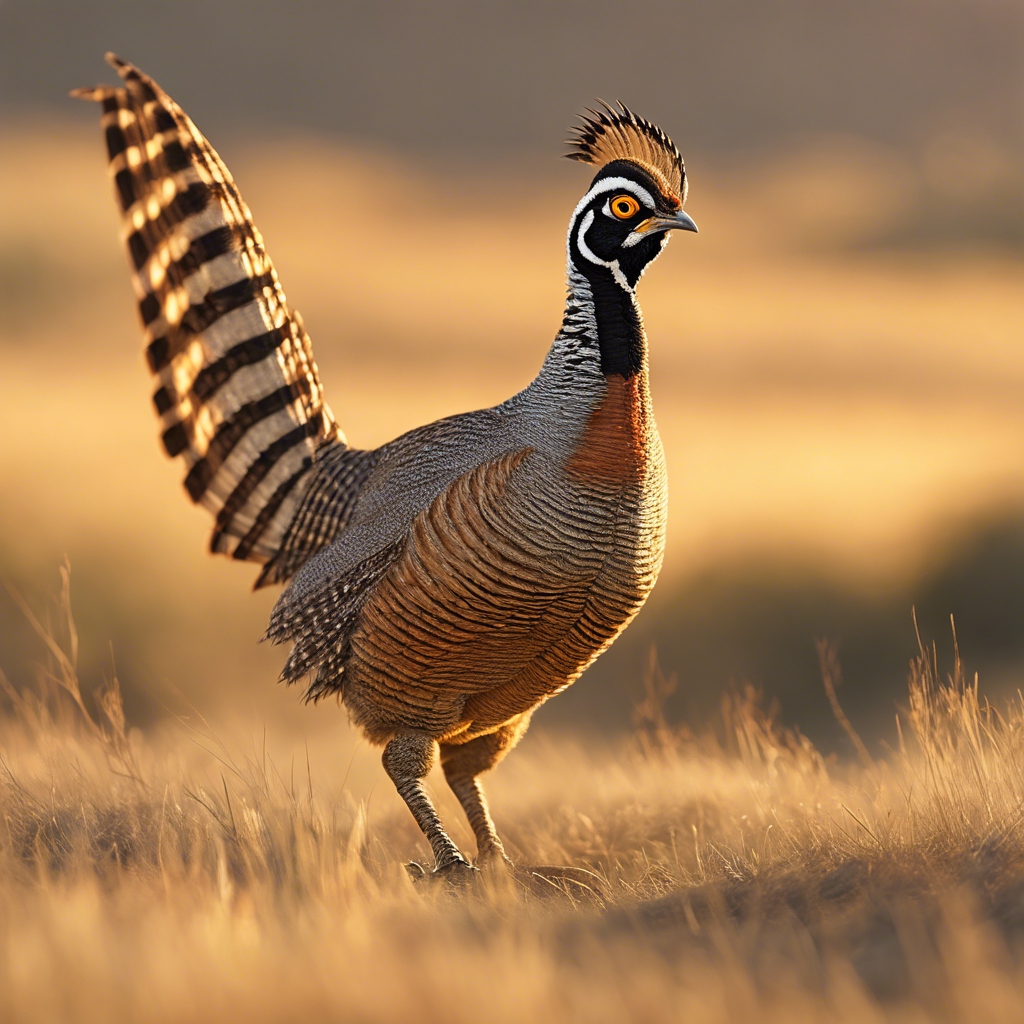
[74,55,698,882]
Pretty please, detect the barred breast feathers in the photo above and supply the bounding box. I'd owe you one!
[73,54,369,586]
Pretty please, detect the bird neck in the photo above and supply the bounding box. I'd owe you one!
[555,258,648,381]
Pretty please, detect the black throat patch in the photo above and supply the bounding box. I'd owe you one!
[585,268,645,378]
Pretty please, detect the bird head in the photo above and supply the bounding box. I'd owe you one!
[565,103,697,293]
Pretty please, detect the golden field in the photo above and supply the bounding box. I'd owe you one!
[2,575,1024,1022]
[1,110,1023,1022]
[3,126,1021,589]
[1,123,1021,726]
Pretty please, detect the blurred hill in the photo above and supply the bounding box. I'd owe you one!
[2,0,1021,163]
[556,506,1024,752]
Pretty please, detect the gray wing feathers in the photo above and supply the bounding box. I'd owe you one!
[256,445,379,587]
[264,537,405,702]
[263,407,537,696]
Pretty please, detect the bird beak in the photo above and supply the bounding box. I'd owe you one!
[635,210,699,235]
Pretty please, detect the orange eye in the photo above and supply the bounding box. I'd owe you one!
[610,195,640,219]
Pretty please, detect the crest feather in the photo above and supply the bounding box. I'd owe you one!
[565,101,686,203]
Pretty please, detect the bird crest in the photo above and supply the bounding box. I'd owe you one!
[566,102,686,204]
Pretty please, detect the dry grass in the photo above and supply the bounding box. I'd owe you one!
[2,575,1024,1022]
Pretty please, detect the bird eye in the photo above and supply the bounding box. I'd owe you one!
[610,195,640,219]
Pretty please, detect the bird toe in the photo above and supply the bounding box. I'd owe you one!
[407,856,478,887]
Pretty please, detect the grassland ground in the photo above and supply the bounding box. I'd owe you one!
[2,572,1024,1023]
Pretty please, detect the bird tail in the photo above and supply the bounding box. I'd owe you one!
[73,55,364,586]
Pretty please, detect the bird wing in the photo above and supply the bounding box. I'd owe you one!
[73,54,372,587]
[266,446,605,710]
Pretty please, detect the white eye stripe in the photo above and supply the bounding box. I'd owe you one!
[567,176,656,232]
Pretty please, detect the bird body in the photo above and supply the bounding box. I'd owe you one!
[273,349,668,743]
[75,56,696,877]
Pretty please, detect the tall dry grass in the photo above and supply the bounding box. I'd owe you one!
[2,571,1024,1022]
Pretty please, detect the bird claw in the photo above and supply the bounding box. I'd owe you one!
[405,855,605,904]
[405,856,478,886]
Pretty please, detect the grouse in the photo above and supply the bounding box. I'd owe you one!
[74,55,698,879]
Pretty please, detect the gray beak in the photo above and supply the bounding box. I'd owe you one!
[623,209,699,249]
[633,210,699,237]
[654,210,699,234]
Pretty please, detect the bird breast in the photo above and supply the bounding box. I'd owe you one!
[565,371,656,485]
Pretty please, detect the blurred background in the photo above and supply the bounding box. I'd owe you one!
[1,0,1022,759]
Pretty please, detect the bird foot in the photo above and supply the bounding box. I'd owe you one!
[405,855,605,905]
[405,855,478,886]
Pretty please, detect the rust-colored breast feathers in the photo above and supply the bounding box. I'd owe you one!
[565,372,654,484]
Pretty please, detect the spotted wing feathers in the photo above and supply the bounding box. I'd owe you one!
[265,537,406,702]
[74,54,366,586]
[566,101,686,202]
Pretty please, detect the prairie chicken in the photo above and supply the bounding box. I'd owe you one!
[75,55,697,880]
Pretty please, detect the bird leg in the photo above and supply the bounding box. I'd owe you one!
[382,730,472,876]
[442,768,510,867]
[439,731,607,902]
[439,727,523,868]
[442,758,605,902]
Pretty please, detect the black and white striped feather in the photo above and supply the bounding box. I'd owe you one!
[74,54,372,587]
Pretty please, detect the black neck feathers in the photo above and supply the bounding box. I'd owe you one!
[584,268,646,378]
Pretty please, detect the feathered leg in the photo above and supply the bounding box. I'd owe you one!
[439,725,526,867]
[382,730,473,876]
[442,719,606,900]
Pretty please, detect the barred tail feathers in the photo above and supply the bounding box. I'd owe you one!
[74,55,360,584]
